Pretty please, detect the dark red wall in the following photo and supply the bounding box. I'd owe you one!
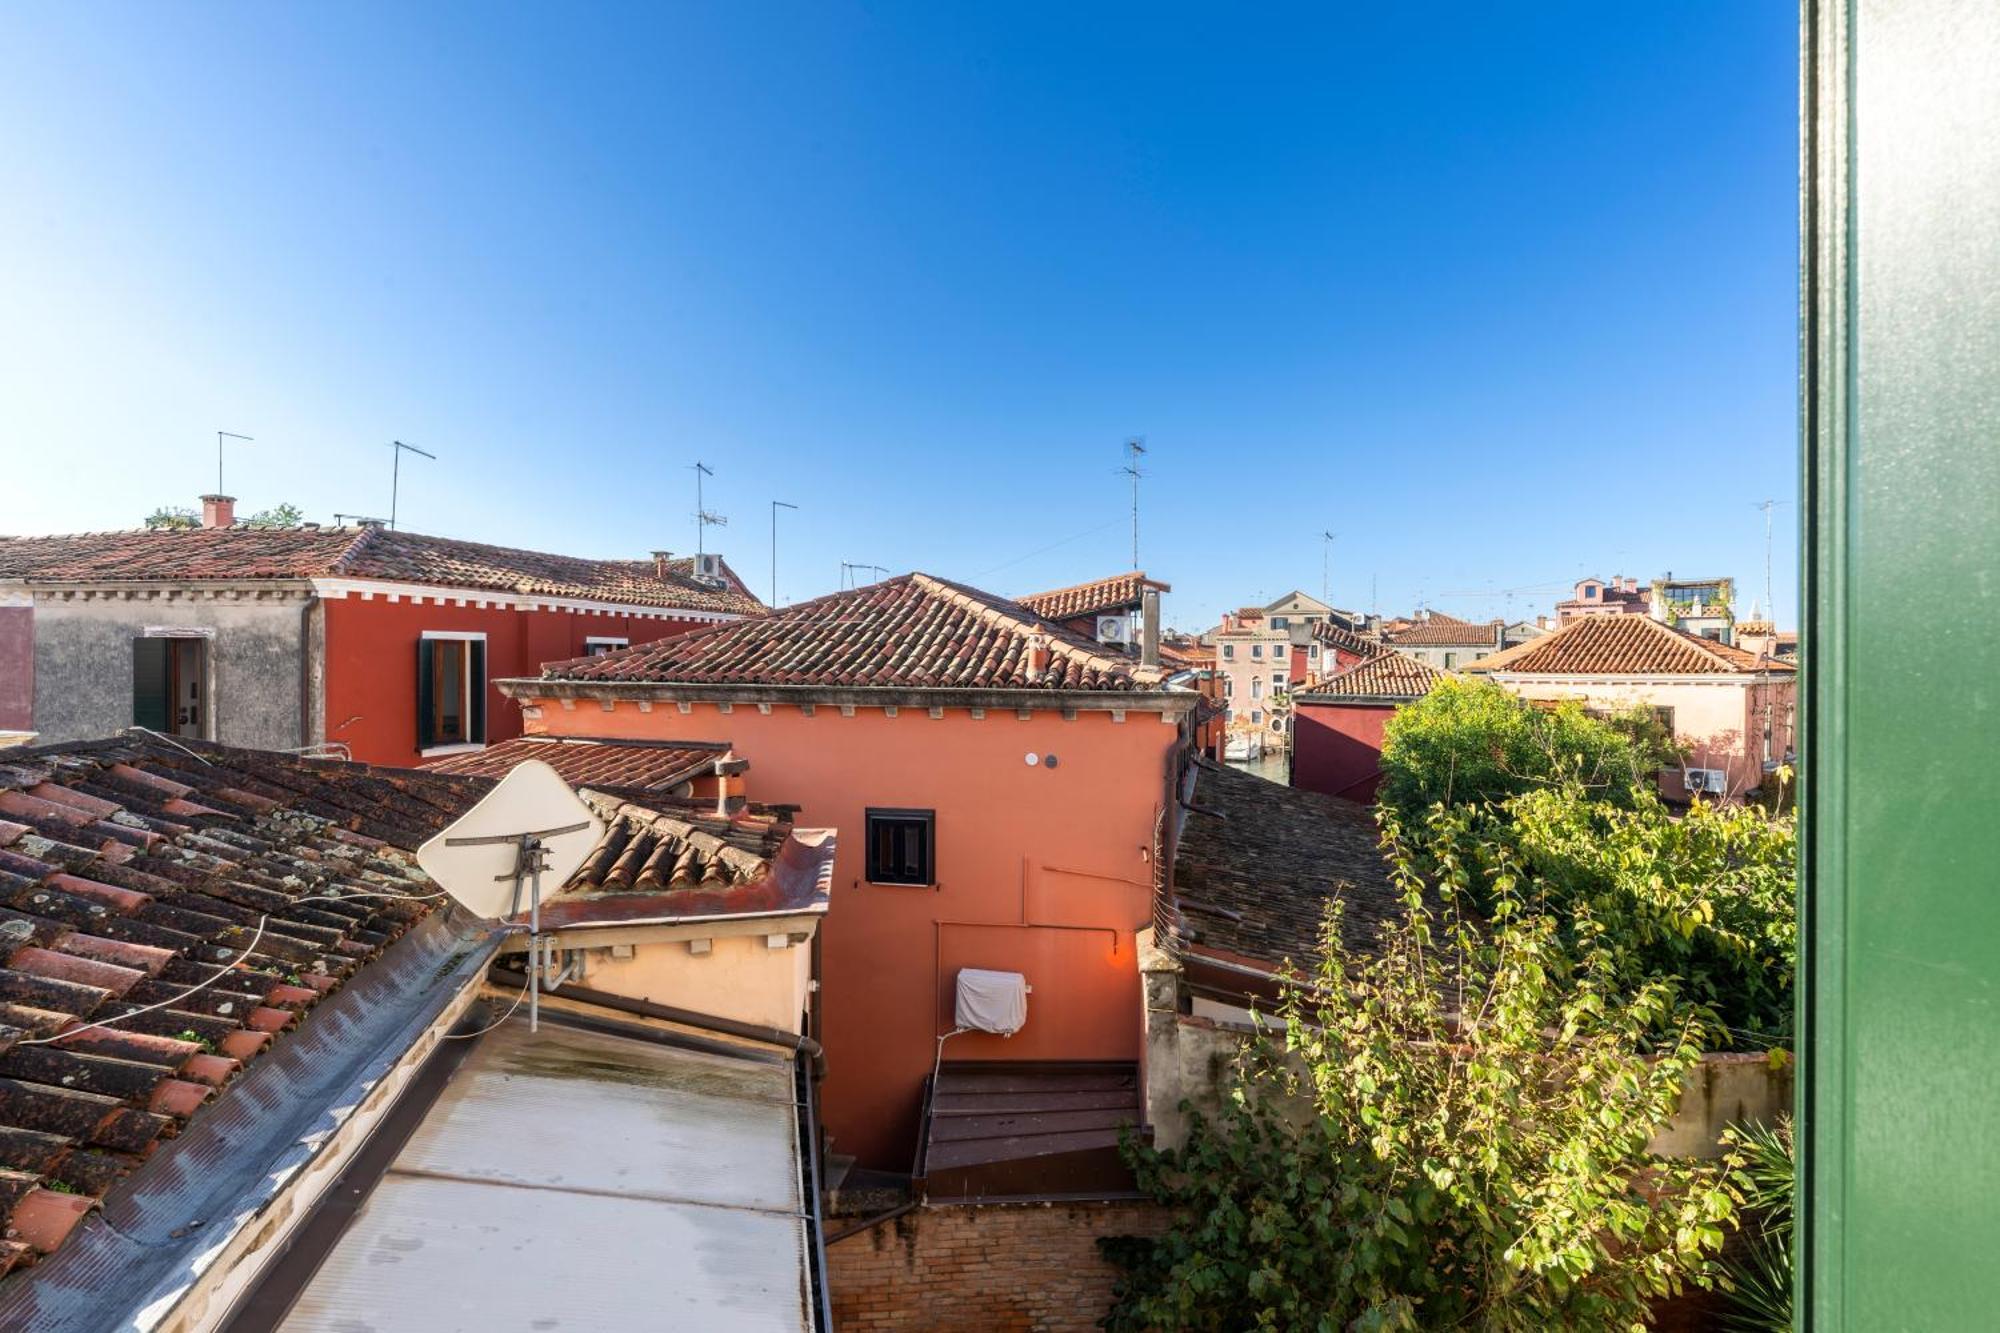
[0,605,31,731]
[1291,698,1393,803]
[322,596,714,766]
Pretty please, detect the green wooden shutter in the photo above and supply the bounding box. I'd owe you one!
[132,638,170,730]
[468,639,486,744]
[1803,1,2000,1325]
[416,638,435,751]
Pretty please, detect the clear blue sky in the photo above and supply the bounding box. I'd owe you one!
[0,3,1799,629]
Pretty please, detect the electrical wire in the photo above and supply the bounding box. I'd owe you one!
[16,885,451,1046]
[120,725,214,765]
[441,977,529,1040]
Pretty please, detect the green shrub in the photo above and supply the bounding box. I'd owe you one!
[1103,869,1740,1331]
[1378,678,1673,823]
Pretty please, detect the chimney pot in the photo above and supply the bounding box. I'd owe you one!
[652,550,673,579]
[1140,588,1161,667]
[199,495,236,529]
[1025,633,1051,678]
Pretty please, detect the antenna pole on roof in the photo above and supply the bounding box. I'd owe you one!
[1754,498,1784,624]
[389,440,436,531]
[1320,531,1338,605]
[215,431,253,496]
[770,499,798,607]
[692,461,727,558]
[1119,439,1147,570]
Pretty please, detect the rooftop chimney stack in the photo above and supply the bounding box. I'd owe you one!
[652,550,673,580]
[1140,588,1161,667]
[199,495,236,529]
[1025,633,1051,678]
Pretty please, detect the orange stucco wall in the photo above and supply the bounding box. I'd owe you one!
[521,694,1183,1167]
[320,596,713,766]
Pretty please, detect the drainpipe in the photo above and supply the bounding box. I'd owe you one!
[298,593,321,751]
[486,972,825,1078]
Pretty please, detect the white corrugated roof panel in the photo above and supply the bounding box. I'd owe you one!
[278,1021,810,1333]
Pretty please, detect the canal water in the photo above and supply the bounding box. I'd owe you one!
[1226,750,1291,786]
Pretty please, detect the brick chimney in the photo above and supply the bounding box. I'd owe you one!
[1025,633,1051,678]
[652,550,673,579]
[199,495,236,529]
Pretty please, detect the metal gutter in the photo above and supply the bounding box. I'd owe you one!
[483,973,826,1078]
[0,908,505,1333]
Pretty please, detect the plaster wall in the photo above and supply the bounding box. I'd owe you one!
[25,591,309,749]
[519,692,1182,1167]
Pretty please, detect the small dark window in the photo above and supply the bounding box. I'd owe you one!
[866,808,934,886]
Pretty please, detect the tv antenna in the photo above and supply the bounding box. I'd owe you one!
[841,560,889,589]
[770,499,798,607]
[1753,499,1788,624]
[692,461,728,557]
[1118,439,1147,569]
[390,440,436,530]
[215,430,253,496]
[1320,531,1338,605]
[416,761,606,1034]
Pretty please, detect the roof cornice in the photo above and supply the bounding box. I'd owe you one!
[498,675,1197,714]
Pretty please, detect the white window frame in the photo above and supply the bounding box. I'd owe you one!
[420,630,488,757]
[583,635,630,656]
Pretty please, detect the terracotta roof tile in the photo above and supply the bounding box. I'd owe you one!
[535,572,1169,693]
[1016,571,1169,622]
[1311,621,1384,657]
[1464,614,1795,676]
[423,736,731,792]
[1297,653,1445,700]
[0,527,763,615]
[0,736,502,1281]
[1384,613,1502,647]
[1171,760,1400,971]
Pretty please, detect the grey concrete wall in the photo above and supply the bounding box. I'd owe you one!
[1140,935,1790,1161]
[29,592,309,750]
[0,599,32,731]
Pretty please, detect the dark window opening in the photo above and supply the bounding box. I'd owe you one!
[866,808,934,886]
[134,636,207,738]
[417,636,486,750]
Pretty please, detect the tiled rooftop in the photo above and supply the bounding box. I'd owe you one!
[1464,614,1796,676]
[543,794,831,930]
[0,526,765,615]
[1311,621,1383,658]
[0,736,493,1278]
[424,735,732,794]
[1171,760,1400,972]
[532,572,1169,693]
[1296,652,1444,700]
[1016,571,1168,623]
[1384,612,1502,647]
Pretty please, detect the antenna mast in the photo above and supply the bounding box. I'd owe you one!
[389,440,436,531]
[1320,531,1338,605]
[1755,498,1780,623]
[1120,439,1146,569]
[770,499,797,607]
[692,461,727,558]
[215,430,253,495]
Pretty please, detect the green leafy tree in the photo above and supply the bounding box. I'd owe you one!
[1104,857,1740,1331]
[1378,678,1674,822]
[144,506,199,530]
[241,502,305,529]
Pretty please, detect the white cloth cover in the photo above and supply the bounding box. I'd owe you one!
[954,968,1029,1036]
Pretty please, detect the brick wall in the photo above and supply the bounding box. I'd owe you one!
[827,1201,1168,1332]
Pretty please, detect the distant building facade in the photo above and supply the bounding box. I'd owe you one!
[1213,608,1295,745]
[1290,652,1444,803]
[0,498,762,763]
[1382,611,1506,669]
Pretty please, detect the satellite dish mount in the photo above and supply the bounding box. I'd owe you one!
[444,821,587,1031]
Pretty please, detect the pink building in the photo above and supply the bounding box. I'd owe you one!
[1466,614,1796,801]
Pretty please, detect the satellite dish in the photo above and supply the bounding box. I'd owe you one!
[417,760,604,919]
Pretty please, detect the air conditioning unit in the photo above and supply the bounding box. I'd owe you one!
[1682,767,1728,794]
[693,552,726,587]
[1096,615,1130,644]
